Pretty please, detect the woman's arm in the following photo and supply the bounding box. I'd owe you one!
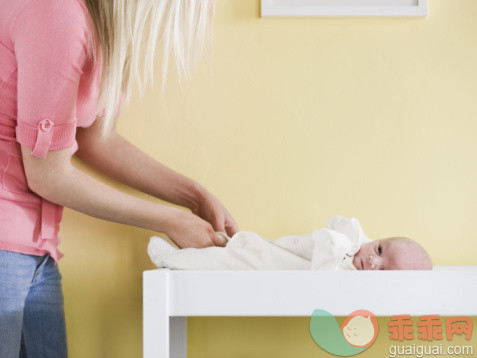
[75,120,239,237]
[21,145,224,248]
[76,120,201,211]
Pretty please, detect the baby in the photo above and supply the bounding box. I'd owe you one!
[147,216,432,271]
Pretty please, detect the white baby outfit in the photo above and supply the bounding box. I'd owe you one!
[147,216,373,271]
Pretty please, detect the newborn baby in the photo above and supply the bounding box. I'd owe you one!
[147,216,432,271]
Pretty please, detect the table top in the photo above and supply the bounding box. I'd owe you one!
[143,266,477,316]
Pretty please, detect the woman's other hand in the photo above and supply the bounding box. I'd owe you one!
[190,188,239,239]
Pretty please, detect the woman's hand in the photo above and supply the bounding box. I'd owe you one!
[190,188,239,239]
[163,208,227,248]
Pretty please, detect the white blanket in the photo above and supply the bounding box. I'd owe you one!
[147,216,373,271]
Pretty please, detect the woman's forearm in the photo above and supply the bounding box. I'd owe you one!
[21,143,225,248]
[75,132,205,212]
[33,161,177,234]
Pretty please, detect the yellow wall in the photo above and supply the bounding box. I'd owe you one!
[60,1,477,357]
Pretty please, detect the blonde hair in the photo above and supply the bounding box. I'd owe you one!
[83,0,216,138]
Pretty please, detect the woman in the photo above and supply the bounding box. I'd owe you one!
[0,0,237,356]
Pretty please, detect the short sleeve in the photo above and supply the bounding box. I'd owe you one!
[12,0,89,158]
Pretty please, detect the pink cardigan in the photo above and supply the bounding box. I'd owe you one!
[0,0,120,263]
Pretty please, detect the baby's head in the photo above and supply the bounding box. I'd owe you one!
[353,237,432,270]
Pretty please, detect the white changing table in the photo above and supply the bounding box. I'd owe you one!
[143,266,477,358]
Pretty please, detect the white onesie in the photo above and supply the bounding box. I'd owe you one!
[147,216,373,271]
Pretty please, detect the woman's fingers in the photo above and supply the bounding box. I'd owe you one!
[164,209,217,249]
[225,214,239,237]
[210,231,226,247]
[212,215,226,234]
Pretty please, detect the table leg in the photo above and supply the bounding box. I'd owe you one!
[144,270,170,358]
[170,317,187,358]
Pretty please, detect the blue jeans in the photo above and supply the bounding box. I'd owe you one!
[0,250,67,358]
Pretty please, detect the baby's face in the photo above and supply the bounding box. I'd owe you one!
[352,237,432,270]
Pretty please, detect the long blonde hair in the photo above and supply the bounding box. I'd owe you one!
[83,0,216,138]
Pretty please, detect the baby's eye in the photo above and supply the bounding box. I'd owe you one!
[378,244,382,255]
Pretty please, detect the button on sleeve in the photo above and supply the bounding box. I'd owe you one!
[29,119,53,158]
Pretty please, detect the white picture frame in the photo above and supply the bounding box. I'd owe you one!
[261,0,428,17]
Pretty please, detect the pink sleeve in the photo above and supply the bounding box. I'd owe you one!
[12,0,89,158]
